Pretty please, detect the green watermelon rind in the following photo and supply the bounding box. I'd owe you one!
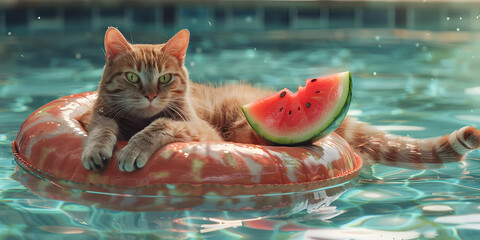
[242,71,352,145]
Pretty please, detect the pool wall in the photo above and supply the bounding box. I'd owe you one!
[1,0,480,36]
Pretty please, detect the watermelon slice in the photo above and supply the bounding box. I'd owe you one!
[242,71,352,145]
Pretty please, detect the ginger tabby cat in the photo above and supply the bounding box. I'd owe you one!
[82,28,480,172]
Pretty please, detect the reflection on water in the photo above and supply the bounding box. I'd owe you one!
[5,167,355,238]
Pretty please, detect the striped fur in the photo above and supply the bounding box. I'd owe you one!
[336,117,480,168]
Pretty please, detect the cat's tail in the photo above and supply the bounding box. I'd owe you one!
[335,117,480,168]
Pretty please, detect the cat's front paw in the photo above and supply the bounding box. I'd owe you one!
[82,144,114,171]
[116,142,151,172]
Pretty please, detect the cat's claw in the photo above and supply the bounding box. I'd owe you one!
[117,145,150,172]
[81,149,112,171]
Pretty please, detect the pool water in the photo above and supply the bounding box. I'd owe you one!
[1,29,480,239]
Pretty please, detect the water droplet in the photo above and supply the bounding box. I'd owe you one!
[457,28,460,31]
[378,44,381,48]
[208,21,212,26]
[20,54,24,58]
[189,62,195,67]
[375,35,380,41]
[477,16,479,19]
[446,17,450,20]
[373,72,377,76]
[75,53,82,59]
[7,32,11,36]
[37,16,40,20]
[253,48,256,51]
[415,43,420,47]
[459,17,462,20]
[426,53,433,61]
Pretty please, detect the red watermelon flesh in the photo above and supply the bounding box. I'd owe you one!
[242,71,352,145]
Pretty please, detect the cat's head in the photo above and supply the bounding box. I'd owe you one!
[98,27,190,119]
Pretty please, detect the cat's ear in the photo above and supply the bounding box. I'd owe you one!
[104,27,132,61]
[163,29,190,63]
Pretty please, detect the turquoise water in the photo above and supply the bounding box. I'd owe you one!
[1,30,480,239]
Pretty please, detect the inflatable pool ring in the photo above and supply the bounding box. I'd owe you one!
[12,92,362,211]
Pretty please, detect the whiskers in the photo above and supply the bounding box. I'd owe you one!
[165,103,189,122]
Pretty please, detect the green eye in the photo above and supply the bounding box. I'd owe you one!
[159,74,173,84]
[125,72,140,83]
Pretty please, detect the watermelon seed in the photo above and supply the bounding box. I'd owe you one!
[289,110,292,115]
[280,107,283,112]
[306,102,311,108]
[315,91,321,93]
[311,79,317,82]
[280,91,286,98]
[298,107,300,111]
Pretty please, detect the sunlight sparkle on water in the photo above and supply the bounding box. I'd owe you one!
[362,192,384,199]
[435,214,480,224]
[422,205,454,214]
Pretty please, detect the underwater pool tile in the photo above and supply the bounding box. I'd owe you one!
[132,7,156,24]
[395,7,407,28]
[413,8,441,31]
[162,5,176,28]
[5,8,28,28]
[328,7,355,28]
[264,8,290,30]
[363,8,389,28]
[64,9,92,32]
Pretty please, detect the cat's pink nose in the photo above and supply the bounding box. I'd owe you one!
[145,93,157,102]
